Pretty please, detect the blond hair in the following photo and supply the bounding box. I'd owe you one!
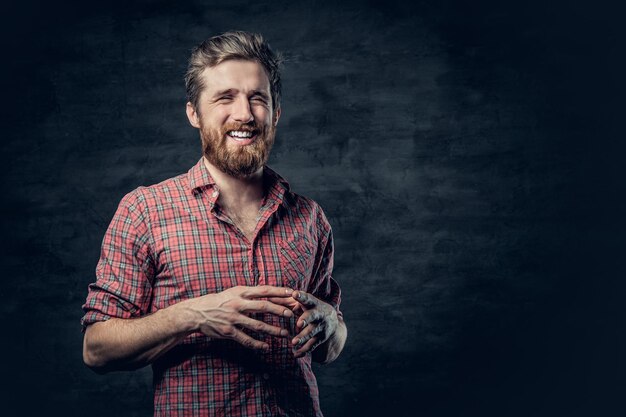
[185,31,283,111]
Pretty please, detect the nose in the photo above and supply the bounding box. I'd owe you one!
[231,95,254,124]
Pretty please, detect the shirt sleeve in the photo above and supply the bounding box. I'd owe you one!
[308,206,343,320]
[81,189,155,330]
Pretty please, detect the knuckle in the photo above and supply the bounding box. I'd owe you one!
[221,325,235,337]
[237,302,251,314]
[221,299,238,310]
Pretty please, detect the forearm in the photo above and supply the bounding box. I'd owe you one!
[83,302,196,373]
[312,317,347,364]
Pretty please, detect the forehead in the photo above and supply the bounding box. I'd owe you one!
[200,59,271,95]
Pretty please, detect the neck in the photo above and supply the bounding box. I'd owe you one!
[202,157,264,206]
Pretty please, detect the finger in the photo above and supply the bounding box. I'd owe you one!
[292,290,318,308]
[292,302,305,316]
[268,297,306,316]
[239,300,294,318]
[240,286,293,299]
[293,335,321,358]
[296,309,323,329]
[267,297,300,309]
[235,315,289,338]
[230,328,270,351]
[292,322,324,347]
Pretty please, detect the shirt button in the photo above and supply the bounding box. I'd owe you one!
[263,373,270,380]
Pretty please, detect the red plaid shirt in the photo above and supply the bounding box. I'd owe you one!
[82,158,342,416]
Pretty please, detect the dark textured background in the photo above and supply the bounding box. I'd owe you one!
[2,0,625,416]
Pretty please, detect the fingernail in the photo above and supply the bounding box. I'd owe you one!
[285,289,292,294]
[263,344,270,351]
[292,338,300,345]
[280,329,288,337]
[283,309,293,318]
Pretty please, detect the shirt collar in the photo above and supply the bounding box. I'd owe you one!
[187,158,291,206]
[188,158,216,192]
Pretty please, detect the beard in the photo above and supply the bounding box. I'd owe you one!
[200,120,276,179]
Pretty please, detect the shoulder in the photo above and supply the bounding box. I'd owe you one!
[288,192,326,218]
[121,170,190,210]
[285,190,332,238]
[266,166,332,235]
[112,170,190,232]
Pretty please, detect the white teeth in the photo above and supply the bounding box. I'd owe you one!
[228,130,253,138]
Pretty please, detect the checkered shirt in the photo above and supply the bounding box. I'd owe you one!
[81,158,342,416]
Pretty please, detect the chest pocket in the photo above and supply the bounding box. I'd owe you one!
[279,233,316,290]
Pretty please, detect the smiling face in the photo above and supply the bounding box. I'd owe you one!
[186,59,281,179]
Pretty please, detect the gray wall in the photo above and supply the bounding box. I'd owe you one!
[2,0,625,416]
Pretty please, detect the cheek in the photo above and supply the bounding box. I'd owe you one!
[252,107,272,124]
[201,106,229,125]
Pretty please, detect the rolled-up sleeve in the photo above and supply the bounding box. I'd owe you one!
[81,189,154,330]
[308,206,343,320]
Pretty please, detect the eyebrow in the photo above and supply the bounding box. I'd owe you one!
[211,89,270,99]
[212,89,236,98]
[250,90,270,98]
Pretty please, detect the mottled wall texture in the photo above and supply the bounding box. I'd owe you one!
[2,0,624,416]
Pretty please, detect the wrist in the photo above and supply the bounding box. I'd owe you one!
[164,299,200,334]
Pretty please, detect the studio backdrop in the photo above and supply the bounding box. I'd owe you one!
[2,0,624,416]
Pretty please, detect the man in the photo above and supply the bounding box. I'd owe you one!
[81,31,347,416]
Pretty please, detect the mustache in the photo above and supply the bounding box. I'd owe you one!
[221,122,261,134]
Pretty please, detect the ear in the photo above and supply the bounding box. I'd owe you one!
[273,106,281,127]
[186,102,201,128]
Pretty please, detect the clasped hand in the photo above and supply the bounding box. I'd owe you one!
[271,290,339,358]
[179,285,293,350]
[180,285,337,357]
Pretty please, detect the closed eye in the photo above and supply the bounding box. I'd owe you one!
[250,95,269,105]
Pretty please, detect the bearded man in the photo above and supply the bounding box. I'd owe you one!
[81,31,347,417]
